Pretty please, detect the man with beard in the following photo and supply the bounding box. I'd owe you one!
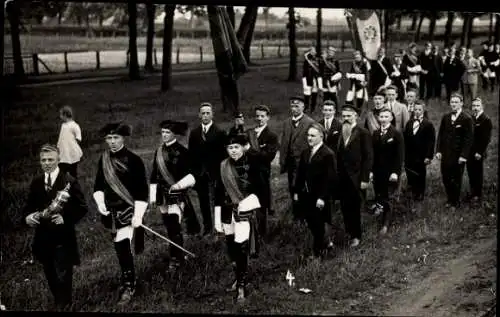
[279,97,315,221]
[319,99,342,151]
[302,46,323,113]
[93,122,149,305]
[364,90,392,135]
[371,108,404,235]
[403,42,422,90]
[443,46,466,101]
[403,102,436,202]
[24,144,88,310]
[384,85,410,132]
[435,93,473,210]
[346,50,371,111]
[247,105,279,234]
[294,123,337,259]
[370,47,393,96]
[418,42,436,100]
[337,105,373,248]
[466,98,492,206]
[214,133,266,303]
[149,120,201,270]
[390,52,409,102]
[321,46,343,111]
[188,103,227,236]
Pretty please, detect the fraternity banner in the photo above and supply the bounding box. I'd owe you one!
[345,9,382,61]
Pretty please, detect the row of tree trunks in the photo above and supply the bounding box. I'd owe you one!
[161,4,176,91]
[287,7,297,81]
[144,3,156,72]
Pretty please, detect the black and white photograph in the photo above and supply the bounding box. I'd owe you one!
[1,1,498,315]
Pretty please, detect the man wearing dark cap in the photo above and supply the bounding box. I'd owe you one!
[363,90,393,135]
[247,104,279,233]
[279,96,316,221]
[321,46,343,111]
[93,122,149,305]
[302,46,323,112]
[390,52,409,102]
[188,103,227,236]
[346,50,370,110]
[336,105,373,248]
[228,113,246,137]
[150,120,201,270]
[214,133,266,303]
[319,99,342,151]
[24,144,88,310]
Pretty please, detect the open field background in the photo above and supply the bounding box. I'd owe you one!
[0,60,497,314]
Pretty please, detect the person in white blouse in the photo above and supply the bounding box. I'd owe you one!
[57,106,83,178]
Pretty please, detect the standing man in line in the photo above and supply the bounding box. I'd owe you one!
[149,120,201,270]
[345,50,371,111]
[24,144,88,310]
[302,46,323,113]
[435,93,474,210]
[321,46,343,112]
[279,97,316,222]
[93,122,149,305]
[418,42,436,100]
[247,105,279,234]
[462,48,482,105]
[403,102,436,202]
[337,105,373,247]
[443,46,465,101]
[364,90,392,135]
[57,106,83,178]
[390,52,409,102]
[405,88,428,120]
[370,47,393,96]
[319,100,342,151]
[432,45,444,99]
[228,112,246,137]
[466,98,492,206]
[188,103,228,236]
[403,42,422,91]
[384,85,410,132]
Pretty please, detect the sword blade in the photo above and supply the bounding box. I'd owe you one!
[140,224,196,258]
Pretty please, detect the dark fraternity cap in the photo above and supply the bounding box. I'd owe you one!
[234,112,244,119]
[99,122,132,137]
[225,133,249,146]
[481,40,491,46]
[289,96,305,105]
[159,120,189,135]
[341,104,360,115]
[323,99,337,107]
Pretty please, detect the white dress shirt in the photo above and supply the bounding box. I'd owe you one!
[45,167,60,188]
[475,111,484,120]
[254,124,267,138]
[451,109,462,122]
[202,121,213,133]
[310,142,323,160]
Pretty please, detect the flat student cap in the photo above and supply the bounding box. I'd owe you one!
[99,122,132,137]
[289,96,305,104]
[226,133,249,146]
[341,104,360,114]
[160,120,189,135]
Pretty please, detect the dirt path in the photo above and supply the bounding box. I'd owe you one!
[383,237,497,317]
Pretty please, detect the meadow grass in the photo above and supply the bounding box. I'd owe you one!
[0,62,497,314]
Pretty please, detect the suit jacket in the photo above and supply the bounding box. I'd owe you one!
[390,62,409,97]
[23,171,88,265]
[319,117,342,152]
[337,124,374,189]
[404,117,436,165]
[385,101,410,132]
[188,122,227,181]
[406,103,429,121]
[247,125,279,173]
[437,111,474,165]
[370,57,393,94]
[462,57,481,84]
[279,114,316,173]
[443,56,465,84]
[295,143,337,202]
[372,125,405,179]
[419,51,437,76]
[434,53,445,77]
[470,112,493,159]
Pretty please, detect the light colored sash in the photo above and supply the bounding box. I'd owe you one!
[305,52,320,73]
[102,150,134,207]
[220,158,245,204]
[155,145,176,186]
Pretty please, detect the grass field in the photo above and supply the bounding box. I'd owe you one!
[0,60,497,314]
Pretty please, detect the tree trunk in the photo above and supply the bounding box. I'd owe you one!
[489,13,494,41]
[410,13,418,30]
[287,7,297,81]
[6,0,24,78]
[243,9,258,64]
[316,8,322,54]
[236,6,258,44]
[161,4,175,91]
[415,14,425,42]
[428,14,437,42]
[466,16,474,48]
[227,6,235,27]
[495,14,500,44]
[460,14,469,47]
[144,3,155,72]
[128,1,140,80]
[444,11,454,47]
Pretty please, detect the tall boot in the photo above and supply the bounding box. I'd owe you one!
[225,234,238,292]
[304,94,311,112]
[235,240,249,303]
[114,240,136,305]
[311,93,318,113]
[167,214,184,270]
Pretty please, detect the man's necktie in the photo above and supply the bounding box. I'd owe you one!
[342,124,352,145]
[325,119,331,131]
[413,120,420,135]
[292,119,299,128]
[46,173,52,191]
[202,126,207,140]
[451,113,457,123]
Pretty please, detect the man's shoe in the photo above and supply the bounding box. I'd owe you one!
[350,238,360,248]
[235,286,246,303]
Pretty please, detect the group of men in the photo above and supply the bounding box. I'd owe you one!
[301,40,500,112]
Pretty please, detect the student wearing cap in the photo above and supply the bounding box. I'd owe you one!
[228,113,246,137]
[247,105,279,232]
[390,52,409,102]
[24,144,88,310]
[214,133,266,303]
[302,46,323,113]
[294,123,338,259]
[321,46,343,111]
[435,93,473,210]
[188,103,227,236]
[384,85,410,132]
[149,120,201,270]
[92,122,149,305]
[346,50,370,110]
[319,100,342,151]
[279,96,316,221]
[337,104,373,247]
[478,42,499,92]
[57,105,83,178]
[363,90,393,135]
[443,46,466,101]
[419,42,438,100]
[403,42,422,90]
[370,47,394,96]
[403,102,436,202]
[466,98,492,205]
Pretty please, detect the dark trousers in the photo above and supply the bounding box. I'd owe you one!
[339,176,362,240]
[195,175,214,233]
[302,194,326,256]
[58,162,78,178]
[434,76,443,98]
[419,75,434,99]
[466,158,484,199]
[162,213,184,260]
[441,161,466,206]
[42,245,73,307]
[225,234,249,288]
[406,161,427,199]
[114,239,135,288]
[287,161,302,221]
[373,175,398,228]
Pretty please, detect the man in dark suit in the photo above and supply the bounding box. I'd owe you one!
[403,102,436,201]
[337,105,373,247]
[319,100,342,151]
[294,123,337,259]
[371,109,404,235]
[321,46,343,111]
[24,144,88,310]
[432,45,444,98]
[247,105,279,234]
[279,97,316,221]
[419,42,436,100]
[302,46,322,112]
[466,98,493,205]
[435,93,474,210]
[443,46,466,101]
[228,112,246,137]
[405,88,429,120]
[390,52,409,102]
[370,47,393,96]
[188,103,228,236]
